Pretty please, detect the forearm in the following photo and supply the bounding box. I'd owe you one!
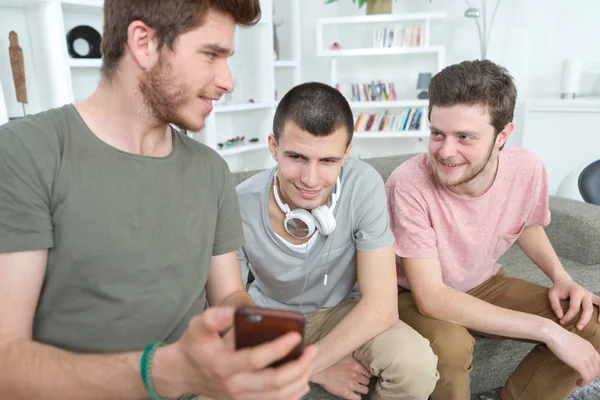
[517,225,571,283]
[424,287,556,343]
[218,289,255,307]
[0,339,148,400]
[312,298,397,374]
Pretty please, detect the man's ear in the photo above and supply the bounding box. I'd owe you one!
[268,134,278,161]
[126,20,160,70]
[496,122,514,150]
[343,142,353,160]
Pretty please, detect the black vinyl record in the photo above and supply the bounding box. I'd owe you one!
[66,25,102,59]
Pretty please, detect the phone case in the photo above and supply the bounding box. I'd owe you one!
[234,305,306,368]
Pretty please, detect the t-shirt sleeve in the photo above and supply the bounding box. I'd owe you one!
[386,181,439,259]
[0,124,54,253]
[353,167,395,251]
[212,161,245,256]
[237,246,251,285]
[527,160,551,227]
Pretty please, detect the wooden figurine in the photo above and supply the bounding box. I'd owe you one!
[9,31,28,106]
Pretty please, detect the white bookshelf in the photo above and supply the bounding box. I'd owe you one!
[354,131,429,139]
[187,0,301,172]
[317,12,445,158]
[0,0,43,5]
[69,58,102,68]
[318,45,445,58]
[60,0,102,13]
[218,142,269,157]
[0,0,297,172]
[349,99,428,109]
[213,102,273,113]
[274,60,298,68]
[273,0,301,102]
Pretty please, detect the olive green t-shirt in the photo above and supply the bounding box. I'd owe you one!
[0,105,244,353]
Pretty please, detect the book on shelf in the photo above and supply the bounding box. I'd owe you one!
[354,108,423,132]
[340,81,397,102]
[373,24,425,48]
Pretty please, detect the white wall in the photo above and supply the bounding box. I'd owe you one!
[299,0,600,148]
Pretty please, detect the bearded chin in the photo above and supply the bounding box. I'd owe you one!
[443,142,496,188]
[138,59,194,130]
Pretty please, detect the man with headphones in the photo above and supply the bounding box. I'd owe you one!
[235,82,439,400]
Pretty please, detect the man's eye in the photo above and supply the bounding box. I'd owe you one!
[460,135,471,141]
[206,52,217,60]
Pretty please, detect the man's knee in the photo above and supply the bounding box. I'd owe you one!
[367,321,440,396]
[429,322,475,373]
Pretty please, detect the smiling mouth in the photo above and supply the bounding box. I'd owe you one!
[295,186,320,195]
[439,160,464,167]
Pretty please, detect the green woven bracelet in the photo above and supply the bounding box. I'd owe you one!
[140,342,167,400]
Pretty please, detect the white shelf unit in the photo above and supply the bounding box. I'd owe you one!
[0,0,297,172]
[0,0,104,114]
[0,0,72,118]
[218,142,269,157]
[69,58,102,68]
[273,0,301,102]
[353,131,429,139]
[213,102,273,114]
[317,13,445,159]
[188,0,302,172]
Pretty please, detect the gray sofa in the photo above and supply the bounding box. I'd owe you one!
[230,153,600,399]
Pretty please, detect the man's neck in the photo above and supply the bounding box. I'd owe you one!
[75,79,172,158]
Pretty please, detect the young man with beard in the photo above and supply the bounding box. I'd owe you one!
[386,59,600,400]
[0,1,316,399]
[236,82,439,400]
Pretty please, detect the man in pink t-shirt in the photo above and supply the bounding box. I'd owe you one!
[386,59,600,400]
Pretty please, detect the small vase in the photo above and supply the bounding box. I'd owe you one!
[367,0,392,15]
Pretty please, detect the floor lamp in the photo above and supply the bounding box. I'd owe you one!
[463,0,503,60]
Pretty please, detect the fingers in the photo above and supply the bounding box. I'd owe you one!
[561,294,583,325]
[229,371,311,400]
[223,328,235,350]
[353,359,372,378]
[231,332,308,374]
[593,295,600,323]
[355,372,370,386]
[575,351,600,388]
[353,381,370,395]
[549,291,564,320]
[191,306,235,338]
[343,388,361,400]
[226,345,316,399]
[577,296,594,330]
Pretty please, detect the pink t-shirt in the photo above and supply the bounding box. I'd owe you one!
[385,147,551,292]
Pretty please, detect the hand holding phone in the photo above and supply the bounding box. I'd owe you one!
[235,305,306,368]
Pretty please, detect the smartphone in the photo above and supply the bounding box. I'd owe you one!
[234,305,306,368]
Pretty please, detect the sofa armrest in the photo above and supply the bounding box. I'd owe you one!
[546,196,600,265]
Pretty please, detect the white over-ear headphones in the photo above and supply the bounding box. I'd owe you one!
[272,170,341,239]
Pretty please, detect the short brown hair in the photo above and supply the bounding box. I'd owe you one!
[101,0,261,79]
[428,60,517,139]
